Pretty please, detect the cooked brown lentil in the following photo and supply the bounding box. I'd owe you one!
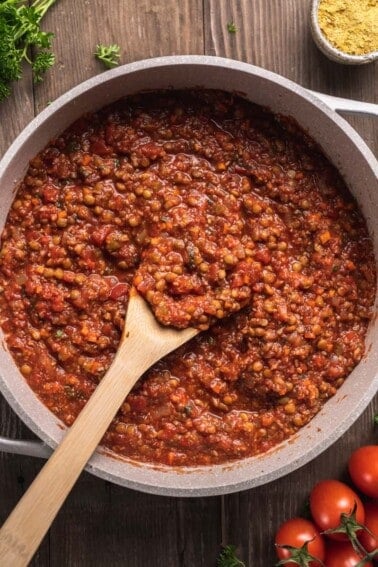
[0,90,375,466]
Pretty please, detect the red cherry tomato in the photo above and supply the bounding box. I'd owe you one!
[358,501,378,554]
[348,446,378,499]
[309,480,365,541]
[324,541,373,567]
[275,517,325,566]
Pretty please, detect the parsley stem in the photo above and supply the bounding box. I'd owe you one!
[33,0,57,19]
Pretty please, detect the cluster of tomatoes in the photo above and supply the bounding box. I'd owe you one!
[275,445,378,566]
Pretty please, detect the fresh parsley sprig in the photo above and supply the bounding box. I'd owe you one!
[0,0,57,101]
[217,545,245,567]
[95,43,121,69]
[227,21,238,34]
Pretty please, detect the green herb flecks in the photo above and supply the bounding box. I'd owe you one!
[95,43,121,69]
[227,21,238,34]
[55,329,65,338]
[217,545,245,567]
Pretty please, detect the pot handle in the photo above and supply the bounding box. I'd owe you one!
[309,91,378,118]
[0,436,51,459]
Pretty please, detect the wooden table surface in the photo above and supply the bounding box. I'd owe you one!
[0,1,377,565]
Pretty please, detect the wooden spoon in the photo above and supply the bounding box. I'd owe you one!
[0,287,198,566]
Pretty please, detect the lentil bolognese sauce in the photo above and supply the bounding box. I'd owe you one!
[0,90,375,466]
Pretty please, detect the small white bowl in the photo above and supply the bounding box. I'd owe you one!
[311,0,378,65]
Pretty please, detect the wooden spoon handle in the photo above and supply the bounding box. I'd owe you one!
[0,329,146,566]
[0,289,197,566]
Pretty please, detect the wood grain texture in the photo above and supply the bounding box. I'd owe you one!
[43,481,221,566]
[0,0,376,565]
[205,0,377,154]
[35,0,204,112]
[0,70,34,156]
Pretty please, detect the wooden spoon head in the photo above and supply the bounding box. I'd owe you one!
[123,288,199,368]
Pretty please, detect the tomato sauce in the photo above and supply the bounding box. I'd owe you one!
[0,90,375,466]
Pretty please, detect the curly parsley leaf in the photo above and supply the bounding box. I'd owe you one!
[32,50,54,83]
[227,21,238,34]
[217,545,245,567]
[0,0,57,102]
[95,43,121,69]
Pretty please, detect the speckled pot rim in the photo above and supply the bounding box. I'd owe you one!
[0,56,377,497]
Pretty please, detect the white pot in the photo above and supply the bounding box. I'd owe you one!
[0,56,377,496]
